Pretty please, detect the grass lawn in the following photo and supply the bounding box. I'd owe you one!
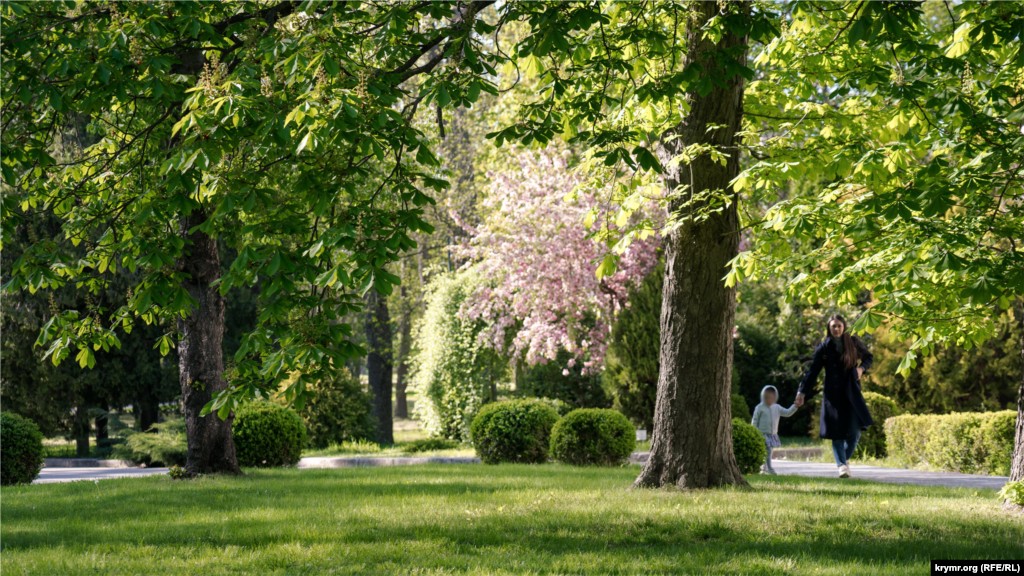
[3,465,1022,575]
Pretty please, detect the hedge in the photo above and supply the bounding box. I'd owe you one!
[885,410,1017,475]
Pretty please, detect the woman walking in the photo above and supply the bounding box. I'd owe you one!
[793,314,874,478]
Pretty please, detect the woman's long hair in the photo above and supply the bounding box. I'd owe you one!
[825,314,859,370]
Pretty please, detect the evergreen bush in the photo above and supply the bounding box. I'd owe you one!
[470,399,559,464]
[232,402,307,467]
[549,408,635,466]
[0,412,44,485]
[732,418,768,475]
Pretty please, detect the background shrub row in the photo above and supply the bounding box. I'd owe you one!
[470,400,772,472]
[885,410,1016,475]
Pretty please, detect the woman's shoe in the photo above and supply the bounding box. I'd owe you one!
[838,464,850,478]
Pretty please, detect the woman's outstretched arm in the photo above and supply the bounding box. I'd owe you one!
[796,342,826,401]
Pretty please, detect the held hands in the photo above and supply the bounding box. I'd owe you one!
[794,393,804,408]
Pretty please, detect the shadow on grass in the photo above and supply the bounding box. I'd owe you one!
[2,465,1020,572]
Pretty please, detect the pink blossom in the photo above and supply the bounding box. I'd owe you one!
[455,150,663,369]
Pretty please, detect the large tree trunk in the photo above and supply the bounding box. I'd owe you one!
[1009,298,1024,483]
[176,212,240,476]
[365,289,394,444]
[633,1,748,490]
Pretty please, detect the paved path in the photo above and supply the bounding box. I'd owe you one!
[772,460,1008,490]
[33,459,1009,491]
[34,467,168,484]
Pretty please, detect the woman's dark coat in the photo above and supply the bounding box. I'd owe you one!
[797,335,874,440]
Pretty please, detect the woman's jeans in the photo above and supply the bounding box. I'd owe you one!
[832,415,861,466]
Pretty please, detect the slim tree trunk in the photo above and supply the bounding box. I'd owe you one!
[74,406,90,457]
[95,412,108,441]
[394,302,412,419]
[633,1,748,490]
[138,400,160,432]
[176,212,240,476]
[365,289,394,444]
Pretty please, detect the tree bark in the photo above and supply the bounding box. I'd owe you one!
[365,289,394,444]
[394,300,412,419]
[633,1,748,490]
[176,212,241,476]
[137,399,160,432]
[1009,298,1024,483]
[74,406,90,457]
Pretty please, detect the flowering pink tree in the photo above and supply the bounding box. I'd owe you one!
[454,151,662,375]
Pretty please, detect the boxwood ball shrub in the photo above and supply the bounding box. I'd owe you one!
[470,399,560,464]
[732,418,767,475]
[232,402,308,467]
[549,408,635,466]
[1,412,45,485]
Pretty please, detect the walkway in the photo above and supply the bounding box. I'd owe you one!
[34,467,169,484]
[33,458,1010,490]
[772,460,1008,490]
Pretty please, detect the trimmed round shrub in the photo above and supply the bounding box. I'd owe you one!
[550,408,635,466]
[1,412,45,485]
[470,399,560,464]
[854,392,900,458]
[732,418,767,475]
[730,393,751,422]
[282,372,376,449]
[232,402,308,467]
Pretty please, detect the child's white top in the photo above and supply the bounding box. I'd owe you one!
[750,385,798,435]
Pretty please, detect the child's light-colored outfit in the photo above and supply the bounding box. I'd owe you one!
[750,385,798,474]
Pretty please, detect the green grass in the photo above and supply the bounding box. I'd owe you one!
[3,466,1021,575]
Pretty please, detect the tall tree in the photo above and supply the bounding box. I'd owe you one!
[630,1,749,489]
[2,1,499,474]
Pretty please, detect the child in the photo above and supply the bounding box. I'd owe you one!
[750,385,798,475]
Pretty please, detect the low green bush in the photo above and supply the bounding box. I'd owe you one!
[549,409,635,466]
[855,392,900,458]
[1,412,45,485]
[730,394,751,422]
[405,438,460,453]
[732,418,767,475]
[280,372,376,449]
[470,400,560,464]
[885,410,1016,474]
[999,480,1024,507]
[113,418,187,467]
[233,402,307,467]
